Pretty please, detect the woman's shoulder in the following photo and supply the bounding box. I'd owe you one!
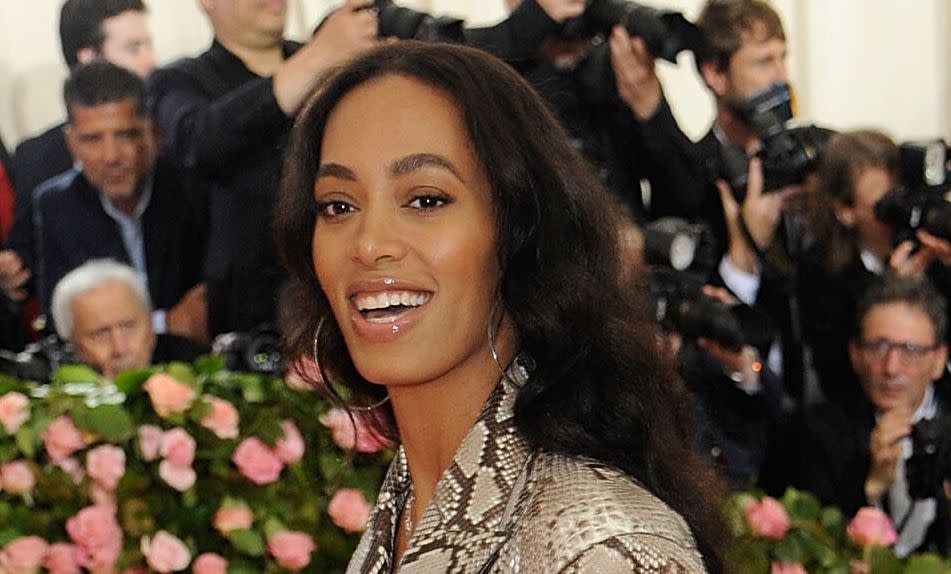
[497,452,707,573]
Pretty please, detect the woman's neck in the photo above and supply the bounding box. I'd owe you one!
[389,320,518,526]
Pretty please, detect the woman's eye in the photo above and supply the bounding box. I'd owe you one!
[408,194,450,211]
[316,201,354,217]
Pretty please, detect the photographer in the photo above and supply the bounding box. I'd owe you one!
[801,130,951,404]
[772,275,951,557]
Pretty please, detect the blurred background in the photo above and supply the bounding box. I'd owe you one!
[0,0,947,147]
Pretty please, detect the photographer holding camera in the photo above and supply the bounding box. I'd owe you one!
[773,275,951,557]
[800,130,951,404]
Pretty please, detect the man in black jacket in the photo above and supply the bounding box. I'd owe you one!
[35,62,206,344]
[775,275,951,557]
[148,0,379,336]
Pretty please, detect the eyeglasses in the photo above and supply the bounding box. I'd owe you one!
[857,339,941,365]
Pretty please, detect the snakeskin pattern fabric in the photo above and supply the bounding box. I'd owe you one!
[346,356,707,574]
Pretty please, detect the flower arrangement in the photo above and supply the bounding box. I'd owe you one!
[726,488,951,574]
[0,357,390,573]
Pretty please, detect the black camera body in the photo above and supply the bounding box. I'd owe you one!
[373,0,465,42]
[874,140,951,243]
[211,325,283,374]
[712,82,833,202]
[0,335,76,382]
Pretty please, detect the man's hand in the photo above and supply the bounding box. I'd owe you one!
[274,0,380,115]
[717,157,799,273]
[917,229,951,267]
[535,0,585,22]
[0,250,30,302]
[609,26,662,120]
[166,283,209,346]
[865,407,912,504]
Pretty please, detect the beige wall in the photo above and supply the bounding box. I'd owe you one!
[0,1,948,149]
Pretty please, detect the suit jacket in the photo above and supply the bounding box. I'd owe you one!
[148,40,299,335]
[36,161,205,314]
[347,358,706,574]
[10,124,74,207]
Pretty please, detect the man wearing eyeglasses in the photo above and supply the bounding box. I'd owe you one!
[770,274,951,556]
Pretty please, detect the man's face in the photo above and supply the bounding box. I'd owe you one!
[201,0,287,47]
[65,98,157,214]
[99,10,156,78]
[705,24,788,108]
[850,302,948,413]
[70,280,156,379]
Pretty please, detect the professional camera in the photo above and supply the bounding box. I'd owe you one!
[712,82,834,202]
[874,140,951,243]
[211,325,283,374]
[373,0,465,42]
[572,0,699,104]
[906,417,944,500]
[0,334,76,382]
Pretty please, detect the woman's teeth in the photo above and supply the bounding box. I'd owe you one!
[354,291,431,321]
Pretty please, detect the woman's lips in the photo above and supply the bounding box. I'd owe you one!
[348,290,433,341]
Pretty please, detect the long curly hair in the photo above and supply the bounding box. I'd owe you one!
[274,41,724,572]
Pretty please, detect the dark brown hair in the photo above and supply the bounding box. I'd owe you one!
[274,41,724,573]
[695,0,785,72]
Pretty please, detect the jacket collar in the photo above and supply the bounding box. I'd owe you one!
[349,356,534,574]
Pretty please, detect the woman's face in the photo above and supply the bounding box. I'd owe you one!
[835,165,896,257]
[311,74,503,387]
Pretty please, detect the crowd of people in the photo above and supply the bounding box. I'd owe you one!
[0,0,950,568]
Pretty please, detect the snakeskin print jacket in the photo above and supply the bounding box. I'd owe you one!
[346,356,708,574]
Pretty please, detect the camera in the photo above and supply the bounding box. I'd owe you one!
[211,325,283,374]
[0,334,77,382]
[712,82,834,202]
[906,417,943,500]
[874,140,951,243]
[373,0,465,43]
[572,0,699,104]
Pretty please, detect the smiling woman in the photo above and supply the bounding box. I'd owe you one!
[274,41,724,574]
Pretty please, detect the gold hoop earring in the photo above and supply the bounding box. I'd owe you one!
[313,316,390,412]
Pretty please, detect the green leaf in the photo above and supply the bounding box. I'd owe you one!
[772,532,804,563]
[782,487,822,521]
[725,539,770,574]
[52,364,102,385]
[240,375,266,403]
[14,425,34,459]
[166,362,197,386]
[903,554,948,574]
[194,355,225,376]
[228,529,265,557]
[114,369,154,394]
[85,405,134,442]
[868,545,903,574]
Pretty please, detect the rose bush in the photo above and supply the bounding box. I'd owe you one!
[0,358,390,573]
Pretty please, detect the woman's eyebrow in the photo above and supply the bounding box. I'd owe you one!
[389,153,465,183]
[316,163,357,181]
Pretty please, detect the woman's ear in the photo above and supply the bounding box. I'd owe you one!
[832,199,856,228]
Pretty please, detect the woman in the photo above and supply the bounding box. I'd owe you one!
[275,41,722,573]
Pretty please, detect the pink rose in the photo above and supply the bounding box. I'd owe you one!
[137,425,164,462]
[745,496,790,540]
[0,460,36,494]
[327,489,373,533]
[141,531,191,573]
[45,543,81,574]
[231,437,283,485]
[192,553,227,574]
[57,457,85,484]
[158,460,196,492]
[771,562,808,574]
[86,445,126,491]
[143,373,195,418]
[121,566,148,574]
[0,391,30,435]
[160,428,196,467]
[319,408,387,453]
[213,506,254,534]
[43,416,87,462]
[0,536,49,574]
[199,397,239,439]
[274,420,305,464]
[847,507,898,547]
[267,531,316,571]
[66,505,123,573]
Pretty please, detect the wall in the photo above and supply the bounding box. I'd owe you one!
[0,1,947,149]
